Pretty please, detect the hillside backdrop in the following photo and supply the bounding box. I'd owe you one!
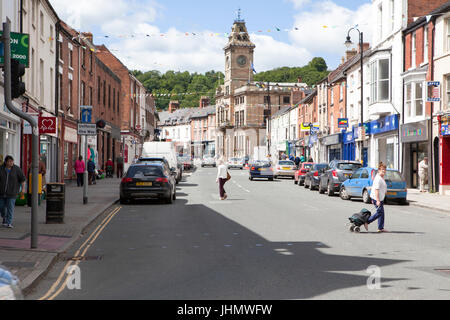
[132,57,330,111]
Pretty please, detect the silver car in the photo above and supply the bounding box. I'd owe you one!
[201,156,216,167]
[274,160,297,179]
[227,157,244,170]
[0,266,23,300]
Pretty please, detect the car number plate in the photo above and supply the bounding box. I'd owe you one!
[387,191,397,195]
[258,168,262,171]
[136,182,152,186]
[344,173,351,177]
[282,167,290,170]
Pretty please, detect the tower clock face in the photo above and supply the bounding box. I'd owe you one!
[237,55,247,67]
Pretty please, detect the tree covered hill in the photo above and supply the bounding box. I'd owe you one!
[133,57,330,111]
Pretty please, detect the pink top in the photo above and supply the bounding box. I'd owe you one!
[75,160,85,174]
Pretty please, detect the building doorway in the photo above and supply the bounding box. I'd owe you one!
[409,142,427,189]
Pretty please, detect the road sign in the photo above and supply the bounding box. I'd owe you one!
[80,105,93,123]
[78,123,97,135]
[0,31,30,67]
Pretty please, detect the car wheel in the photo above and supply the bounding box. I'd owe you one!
[269,178,273,181]
[120,197,128,204]
[318,184,325,194]
[327,183,335,196]
[363,189,371,204]
[249,177,253,181]
[340,187,350,200]
[399,198,408,205]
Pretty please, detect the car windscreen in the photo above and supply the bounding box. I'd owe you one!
[337,163,362,171]
[253,161,271,168]
[314,164,328,170]
[127,166,163,178]
[303,163,313,169]
[279,161,294,165]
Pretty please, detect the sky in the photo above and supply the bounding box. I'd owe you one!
[49,0,373,74]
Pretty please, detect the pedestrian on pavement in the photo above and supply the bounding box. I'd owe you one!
[116,153,124,178]
[75,156,85,187]
[418,157,429,192]
[105,158,114,178]
[39,156,46,194]
[88,159,96,185]
[216,158,229,200]
[364,162,388,233]
[308,157,314,162]
[300,155,305,163]
[133,155,139,164]
[294,156,301,168]
[0,156,26,228]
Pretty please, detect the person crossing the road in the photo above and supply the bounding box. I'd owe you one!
[364,162,388,233]
[216,158,229,200]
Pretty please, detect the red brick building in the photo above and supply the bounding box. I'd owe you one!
[56,21,81,181]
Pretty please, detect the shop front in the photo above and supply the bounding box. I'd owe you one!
[63,122,79,181]
[0,105,21,165]
[369,114,399,170]
[401,120,429,188]
[342,128,356,161]
[322,133,342,162]
[439,114,450,195]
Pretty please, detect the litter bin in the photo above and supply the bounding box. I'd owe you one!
[46,183,65,224]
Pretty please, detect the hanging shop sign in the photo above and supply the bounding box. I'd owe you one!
[427,82,440,102]
[38,117,57,134]
[338,118,349,129]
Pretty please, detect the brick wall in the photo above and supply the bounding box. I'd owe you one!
[408,0,449,24]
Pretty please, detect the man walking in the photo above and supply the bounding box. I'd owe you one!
[88,159,96,185]
[116,153,124,178]
[418,157,429,192]
[0,156,26,228]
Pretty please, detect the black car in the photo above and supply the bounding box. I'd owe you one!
[138,157,179,183]
[304,163,328,191]
[120,163,176,204]
[249,161,274,181]
[318,160,362,196]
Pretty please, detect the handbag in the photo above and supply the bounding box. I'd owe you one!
[226,171,231,181]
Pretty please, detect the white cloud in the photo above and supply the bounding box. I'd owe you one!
[49,0,373,74]
[289,1,374,62]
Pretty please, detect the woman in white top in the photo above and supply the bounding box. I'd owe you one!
[364,162,388,232]
[216,158,229,200]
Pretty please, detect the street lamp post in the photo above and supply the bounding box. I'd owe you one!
[345,27,364,164]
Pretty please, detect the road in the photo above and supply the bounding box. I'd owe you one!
[27,166,450,300]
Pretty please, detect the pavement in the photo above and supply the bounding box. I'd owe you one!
[407,188,450,214]
[0,177,120,294]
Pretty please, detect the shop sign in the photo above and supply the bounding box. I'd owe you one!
[338,118,349,129]
[401,121,428,143]
[370,114,398,135]
[322,133,341,146]
[441,115,450,136]
[343,131,354,143]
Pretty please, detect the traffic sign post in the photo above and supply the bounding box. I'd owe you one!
[80,105,93,123]
[77,123,97,135]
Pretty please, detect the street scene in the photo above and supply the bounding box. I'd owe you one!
[1,0,450,303]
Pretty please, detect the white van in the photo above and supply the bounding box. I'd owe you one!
[141,142,181,182]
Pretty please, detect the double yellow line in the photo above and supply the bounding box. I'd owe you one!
[39,206,122,300]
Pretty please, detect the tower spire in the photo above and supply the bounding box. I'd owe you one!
[235,8,244,23]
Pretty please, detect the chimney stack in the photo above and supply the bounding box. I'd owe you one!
[358,42,370,53]
[346,48,357,61]
[199,96,210,109]
[82,32,93,43]
[168,101,180,113]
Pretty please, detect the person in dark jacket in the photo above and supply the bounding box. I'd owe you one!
[87,159,96,185]
[0,156,26,228]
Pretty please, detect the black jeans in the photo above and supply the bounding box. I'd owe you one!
[219,178,227,198]
[77,173,83,187]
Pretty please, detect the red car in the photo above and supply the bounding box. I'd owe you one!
[294,162,314,185]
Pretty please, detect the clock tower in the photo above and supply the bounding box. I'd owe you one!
[223,13,255,96]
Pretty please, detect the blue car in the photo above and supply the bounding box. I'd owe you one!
[339,167,408,204]
[249,161,274,181]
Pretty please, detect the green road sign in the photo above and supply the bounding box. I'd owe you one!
[0,31,29,67]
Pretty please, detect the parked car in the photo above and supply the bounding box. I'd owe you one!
[178,155,192,170]
[228,157,245,170]
[201,156,216,167]
[273,160,297,179]
[120,163,176,204]
[138,157,177,182]
[318,160,362,196]
[0,265,23,300]
[304,163,329,191]
[339,167,408,204]
[294,162,314,185]
[249,161,274,181]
